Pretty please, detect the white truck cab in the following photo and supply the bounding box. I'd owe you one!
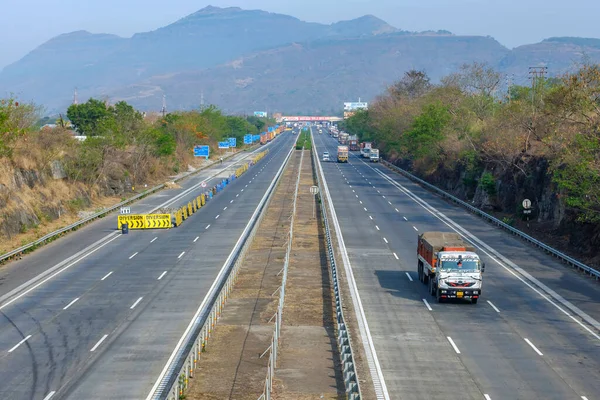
[322,151,330,161]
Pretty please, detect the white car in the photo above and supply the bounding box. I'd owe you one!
[322,152,330,161]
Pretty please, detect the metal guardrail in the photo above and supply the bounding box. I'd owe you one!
[0,146,258,264]
[151,139,298,400]
[380,159,600,280]
[257,145,303,400]
[311,136,361,399]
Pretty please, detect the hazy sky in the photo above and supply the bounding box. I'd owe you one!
[2,0,599,69]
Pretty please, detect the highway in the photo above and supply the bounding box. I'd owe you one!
[312,128,600,400]
[0,131,297,400]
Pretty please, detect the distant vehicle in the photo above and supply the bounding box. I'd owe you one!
[369,149,379,162]
[337,146,349,163]
[322,151,330,161]
[360,142,372,158]
[348,135,359,151]
[417,232,485,304]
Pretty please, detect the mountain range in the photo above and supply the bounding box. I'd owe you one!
[1,6,600,115]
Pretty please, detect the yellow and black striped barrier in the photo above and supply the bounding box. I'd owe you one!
[118,214,172,230]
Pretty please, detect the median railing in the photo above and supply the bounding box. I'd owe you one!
[380,159,600,280]
[149,141,297,400]
[257,146,303,400]
[311,136,361,399]
[0,145,260,264]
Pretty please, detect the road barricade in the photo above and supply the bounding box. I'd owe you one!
[117,213,172,230]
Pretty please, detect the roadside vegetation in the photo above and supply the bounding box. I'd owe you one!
[341,63,600,264]
[0,98,272,250]
[296,128,312,150]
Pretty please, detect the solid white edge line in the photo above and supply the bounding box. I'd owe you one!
[42,392,56,400]
[178,251,185,259]
[422,298,432,311]
[129,252,138,259]
[146,137,297,400]
[0,234,121,311]
[524,338,543,356]
[405,272,413,281]
[90,334,108,352]
[370,166,600,341]
[101,271,113,281]
[487,300,501,313]
[447,336,461,354]
[63,297,79,310]
[193,237,199,243]
[8,335,32,353]
[157,271,167,280]
[151,237,158,243]
[312,135,390,400]
[130,297,143,309]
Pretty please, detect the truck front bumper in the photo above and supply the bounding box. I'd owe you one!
[438,288,481,300]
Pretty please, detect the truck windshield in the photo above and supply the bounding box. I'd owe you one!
[440,258,480,272]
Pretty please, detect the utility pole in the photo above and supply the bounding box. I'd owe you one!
[505,74,513,103]
[72,88,79,105]
[200,90,205,111]
[161,95,167,117]
[528,66,548,105]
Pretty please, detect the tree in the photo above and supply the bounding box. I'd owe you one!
[67,98,112,136]
[389,70,432,100]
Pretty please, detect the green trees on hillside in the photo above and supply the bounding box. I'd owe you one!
[342,64,600,223]
[2,98,266,189]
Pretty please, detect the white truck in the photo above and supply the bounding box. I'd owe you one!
[361,142,372,158]
[369,149,379,162]
[417,232,485,304]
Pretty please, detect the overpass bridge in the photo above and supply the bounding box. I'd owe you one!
[278,116,343,123]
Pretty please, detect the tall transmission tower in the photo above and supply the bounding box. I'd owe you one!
[529,66,548,104]
[161,95,167,117]
[73,88,79,105]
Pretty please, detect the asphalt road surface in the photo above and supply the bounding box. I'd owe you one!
[313,128,600,400]
[0,131,297,400]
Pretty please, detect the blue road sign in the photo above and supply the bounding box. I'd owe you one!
[228,137,237,147]
[218,141,230,149]
[194,145,209,158]
[244,134,252,144]
[253,135,260,142]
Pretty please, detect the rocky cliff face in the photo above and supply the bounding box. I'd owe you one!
[0,160,91,241]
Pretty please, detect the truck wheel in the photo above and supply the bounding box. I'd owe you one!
[471,298,478,304]
[428,278,435,296]
[423,272,429,285]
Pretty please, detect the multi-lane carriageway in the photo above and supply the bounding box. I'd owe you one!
[0,131,297,400]
[312,128,600,400]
